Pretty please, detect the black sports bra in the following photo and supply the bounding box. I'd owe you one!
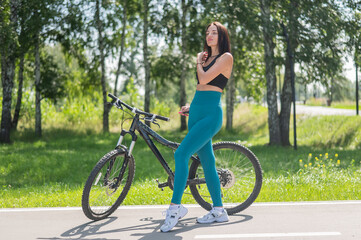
[196,54,228,90]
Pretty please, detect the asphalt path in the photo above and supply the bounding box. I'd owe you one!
[1,201,361,240]
[294,105,356,116]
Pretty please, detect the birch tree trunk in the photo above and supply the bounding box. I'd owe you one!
[226,25,236,130]
[12,52,25,130]
[114,0,127,96]
[34,34,42,137]
[95,0,109,132]
[179,0,188,131]
[226,73,235,130]
[280,55,292,146]
[143,0,151,122]
[0,52,15,142]
[280,0,298,146]
[0,0,19,143]
[260,0,281,145]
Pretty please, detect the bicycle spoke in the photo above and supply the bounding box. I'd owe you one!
[82,149,135,220]
[189,142,262,215]
[89,159,129,214]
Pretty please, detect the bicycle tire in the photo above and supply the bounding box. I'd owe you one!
[189,142,262,215]
[82,149,135,220]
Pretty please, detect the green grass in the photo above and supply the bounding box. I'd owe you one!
[1,103,361,208]
[332,102,360,110]
[304,98,361,110]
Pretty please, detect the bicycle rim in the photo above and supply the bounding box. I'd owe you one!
[189,142,262,215]
[82,149,135,220]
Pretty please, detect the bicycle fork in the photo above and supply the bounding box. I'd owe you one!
[103,129,137,190]
[116,129,138,156]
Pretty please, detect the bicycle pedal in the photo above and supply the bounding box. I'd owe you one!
[154,179,163,191]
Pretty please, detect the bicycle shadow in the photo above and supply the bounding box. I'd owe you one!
[60,217,119,239]
[37,217,120,240]
[134,213,253,240]
[53,213,252,240]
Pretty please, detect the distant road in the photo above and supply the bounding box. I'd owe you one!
[262,102,357,116]
[1,201,361,240]
[294,104,356,116]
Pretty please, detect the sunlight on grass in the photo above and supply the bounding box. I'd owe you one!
[1,103,361,208]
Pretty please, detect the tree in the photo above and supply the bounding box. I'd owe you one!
[11,1,32,130]
[179,0,189,131]
[95,0,110,132]
[114,0,128,96]
[344,1,361,112]
[0,0,19,143]
[27,0,63,137]
[143,0,151,125]
[259,0,281,145]
[278,0,299,146]
[11,52,24,130]
[260,0,345,146]
[58,0,129,133]
[151,0,203,131]
[216,0,264,130]
[34,32,42,136]
[300,0,344,107]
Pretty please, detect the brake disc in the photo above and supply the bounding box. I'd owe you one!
[218,169,236,189]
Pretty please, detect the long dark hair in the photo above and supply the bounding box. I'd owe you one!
[203,22,231,62]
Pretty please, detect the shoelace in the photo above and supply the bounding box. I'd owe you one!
[202,209,221,219]
[162,209,178,219]
[161,210,178,227]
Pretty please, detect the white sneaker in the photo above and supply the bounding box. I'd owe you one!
[160,205,188,232]
[196,208,229,224]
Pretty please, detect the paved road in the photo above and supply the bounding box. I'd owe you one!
[1,201,361,240]
[294,105,356,116]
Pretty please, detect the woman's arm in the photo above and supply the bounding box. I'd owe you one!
[197,52,233,85]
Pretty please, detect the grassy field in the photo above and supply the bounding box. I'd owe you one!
[304,98,361,110]
[1,103,361,208]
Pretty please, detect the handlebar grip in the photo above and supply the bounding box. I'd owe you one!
[108,93,118,105]
[108,93,117,101]
[157,115,170,122]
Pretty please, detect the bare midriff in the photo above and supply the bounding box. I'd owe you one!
[196,84,223,92]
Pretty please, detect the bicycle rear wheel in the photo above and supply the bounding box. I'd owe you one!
[82,149,135,220]
[189,142,262,215]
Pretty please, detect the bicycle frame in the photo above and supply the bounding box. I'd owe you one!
[115,113,202,189]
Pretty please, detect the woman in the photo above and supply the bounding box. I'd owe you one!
[160,21,233,233]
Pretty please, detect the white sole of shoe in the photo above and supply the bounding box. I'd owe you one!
[196,215,229,224]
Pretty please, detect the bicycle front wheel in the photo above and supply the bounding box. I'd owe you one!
[189,142,262,215]
[82,149,135,220]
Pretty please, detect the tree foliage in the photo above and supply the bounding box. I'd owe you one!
[1,0,360,145]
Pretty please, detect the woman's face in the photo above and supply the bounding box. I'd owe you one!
[206,24,218,48]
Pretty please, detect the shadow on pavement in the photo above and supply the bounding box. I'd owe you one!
[134,214,253,240]
[45,213,253,240]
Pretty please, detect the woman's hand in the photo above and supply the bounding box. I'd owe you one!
[181,105,190,113]
[197,52,208,64]
[179,105,190,116]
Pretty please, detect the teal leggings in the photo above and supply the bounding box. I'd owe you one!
[171,91,223,207]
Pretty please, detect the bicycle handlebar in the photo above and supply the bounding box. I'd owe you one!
[108,93,170,122]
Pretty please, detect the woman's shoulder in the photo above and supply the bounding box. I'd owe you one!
[220,52,233,59]
[218,52,233,64]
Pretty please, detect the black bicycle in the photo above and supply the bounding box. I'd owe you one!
[82,93,262,221]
